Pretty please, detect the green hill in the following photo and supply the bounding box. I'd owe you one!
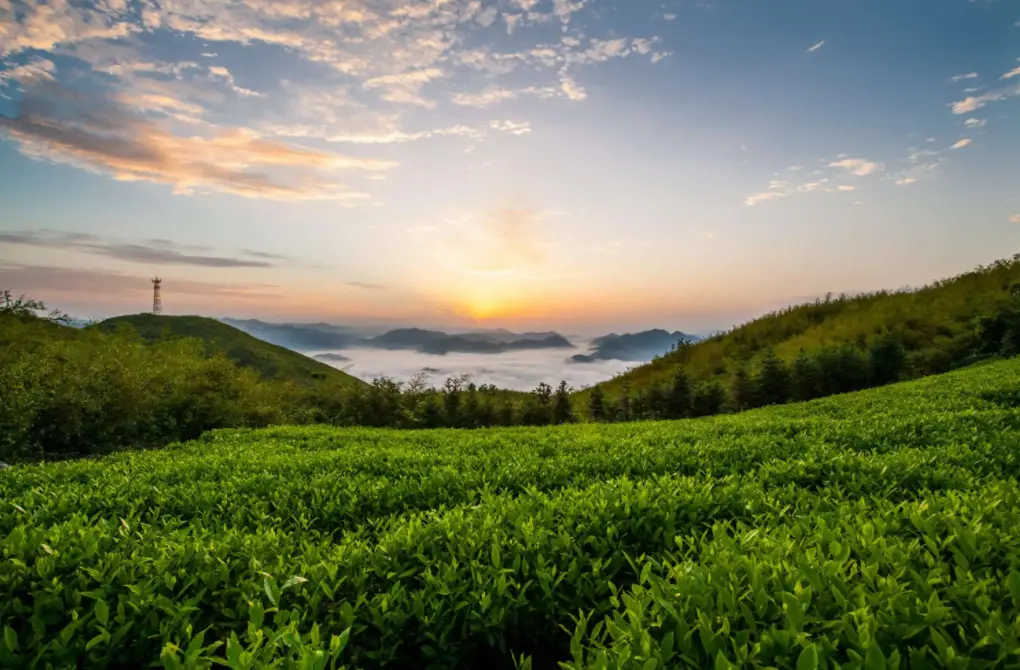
[94,314,365,388]
[582,254,1020,404]
[3,357,1020,666]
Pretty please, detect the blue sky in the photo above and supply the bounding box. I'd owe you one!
[0,0,1018,334]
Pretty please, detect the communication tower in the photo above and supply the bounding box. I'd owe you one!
[152,277,163,315]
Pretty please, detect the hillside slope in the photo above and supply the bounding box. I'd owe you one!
[94,314,365,388]
[3,357,1020,666]
[583,255,1020,401]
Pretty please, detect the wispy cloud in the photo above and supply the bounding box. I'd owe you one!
[344,281,387,290]
[950,72,979,82]
[895,178,918,186]
[807,40,825,53]
[837,185,856,192]
[949,138,972,150]
[744,192,786,206]
[0,230,286,268]
[829,158,882,176]
[1011,214,1020,224]
[0,0,667,197]
[964,118,987,128]
[0,264,281,301]
[1002,62,1020,80]
[0,80,392,202]
[950,82,1020,113]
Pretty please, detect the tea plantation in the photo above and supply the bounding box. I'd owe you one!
[3,358,1020,669]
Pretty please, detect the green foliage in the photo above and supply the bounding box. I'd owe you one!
[93,314,363,389]
[0,313,288,461]
[588,385,608,422]
[553,380,575,424]
[4,359,1020,667]
[755,348,791,406]
[583,254,1020,405]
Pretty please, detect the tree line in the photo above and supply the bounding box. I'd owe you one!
[3,270,1019,462]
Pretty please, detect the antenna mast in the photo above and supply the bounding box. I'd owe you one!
[152,277,163,315]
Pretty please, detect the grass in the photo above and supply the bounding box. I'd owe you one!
[2,357,1020,667]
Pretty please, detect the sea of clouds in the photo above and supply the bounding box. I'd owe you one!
[312,344,639,391]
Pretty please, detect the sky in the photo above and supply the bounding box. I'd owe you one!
[1,0,1019,335]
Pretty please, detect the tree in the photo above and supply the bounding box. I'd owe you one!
[755,348,791,406]
[616,382,632,422]
[728,363,756,412]
[817,344,870,395]
[523,382,553,425]
[417,395,444,429]
[869,333,907,385]
[552,381,574,424]
[691,381,725,417]
[442,376,466,427]
[791,348,822,401]
[668,368,692,418]
[462,382,480,428]
[1,290,71,323]
[588,385,608,422]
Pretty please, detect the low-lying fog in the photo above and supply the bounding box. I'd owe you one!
[313,344,638,391]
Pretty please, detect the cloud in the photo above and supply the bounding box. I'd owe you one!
[344,281,387,290]
[950,72,979,82]
[950,83,1020,113]
[1011,214,1020,224]
[0,0,667,194]
[744,192,786,206]
[0,56,58,85]
[829,158,881,176]
[949,138,972,150]
[837,185,856,191]
[0,229,286,268]
[807,40,825,53]
[0,264,280,301]
[0,0,133,54]
[451,85,560,107]
[0,80,393,201]
[363,68,446,108]
[663,13,677,21]
[332,345,635,392]
[964,118,986,127]
[895,178,917,186]
[489,120,532,135]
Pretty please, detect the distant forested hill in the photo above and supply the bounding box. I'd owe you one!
[579,255,1020,405]
[95,314,364,388]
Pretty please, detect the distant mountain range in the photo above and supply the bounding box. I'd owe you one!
[362,328,574,355]
[221,318,367,350]
[219,318,698,362]
[570,329,700,363]
[222,319,575,355]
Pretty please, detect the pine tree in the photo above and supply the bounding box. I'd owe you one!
[691,381,725,417]
[792,348,822,401]
[869,333,907,385]
[668,368,692,418]
[755,348,791,406]
[442,376,463,427]
[588,385,607,422]
[616,382,632,422]
[729,363,756,412]
[552,381,574,424]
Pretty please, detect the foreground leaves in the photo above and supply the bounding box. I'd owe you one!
[2,359,1020,668]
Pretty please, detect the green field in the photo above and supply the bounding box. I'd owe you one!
[3,358,1020,668]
